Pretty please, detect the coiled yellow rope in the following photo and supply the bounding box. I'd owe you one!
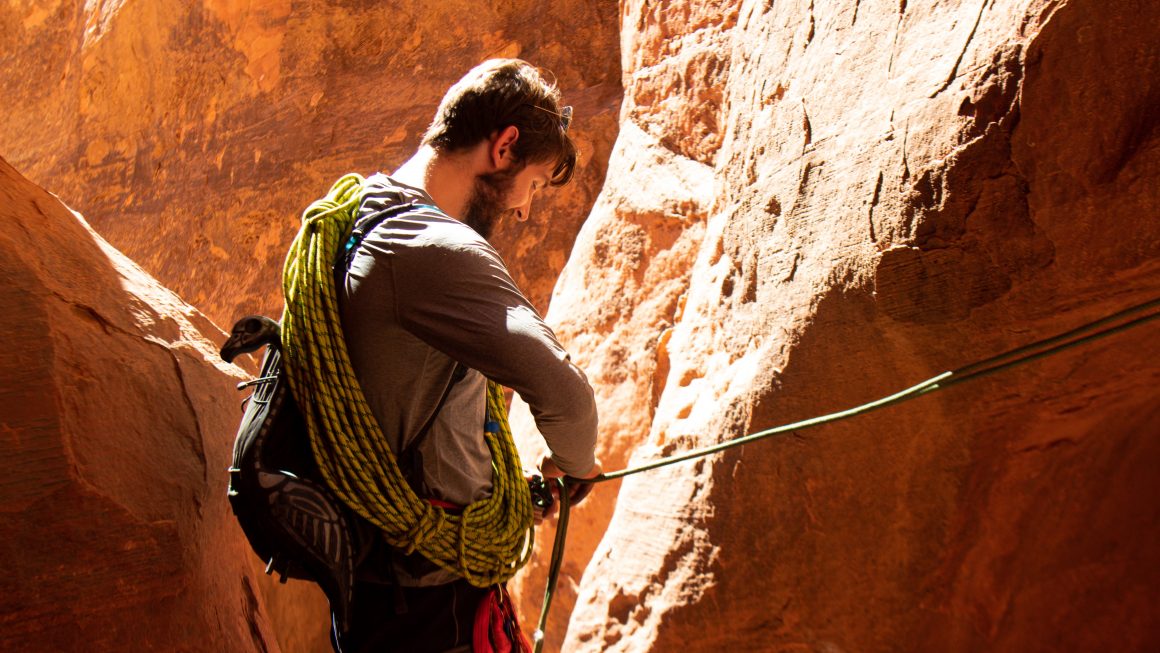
[280,173,534,586]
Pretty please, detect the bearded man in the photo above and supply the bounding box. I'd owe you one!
[330,59,602,652]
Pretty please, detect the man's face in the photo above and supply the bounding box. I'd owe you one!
[462,160,555,239]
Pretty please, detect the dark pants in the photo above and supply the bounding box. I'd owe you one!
[331,578,489,653]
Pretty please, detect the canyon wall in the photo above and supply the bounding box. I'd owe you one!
[0,155,289,652]
[0,0,622,325]
[3,0,1159,652]
[1,4,620,648]
[512,0,1160,651]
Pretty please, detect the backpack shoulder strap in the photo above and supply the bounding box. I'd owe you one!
[337,200,419,272]
[335,198,467,494]
[399,362,468,494]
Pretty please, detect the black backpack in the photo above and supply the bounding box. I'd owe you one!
[221,320,368,634]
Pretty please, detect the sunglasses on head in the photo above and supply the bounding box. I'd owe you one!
[529,104,573,132]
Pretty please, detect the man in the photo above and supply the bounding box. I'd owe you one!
[333,59,601,652]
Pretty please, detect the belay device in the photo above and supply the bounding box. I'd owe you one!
[220,315,366,633]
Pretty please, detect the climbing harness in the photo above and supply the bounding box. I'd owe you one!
[279,173,534,587]
[530,295,1160,652]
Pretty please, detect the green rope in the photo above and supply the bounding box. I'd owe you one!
[531,477,571,652]
[532,296,1160,652]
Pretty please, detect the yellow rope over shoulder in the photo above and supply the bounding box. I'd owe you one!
[280,173,534,586]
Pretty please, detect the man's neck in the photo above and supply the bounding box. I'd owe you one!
[392,144,483,220]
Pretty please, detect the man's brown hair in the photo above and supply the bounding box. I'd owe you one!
[422,59,577,186]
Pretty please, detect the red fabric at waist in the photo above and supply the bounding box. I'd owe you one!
[427,497,463,514]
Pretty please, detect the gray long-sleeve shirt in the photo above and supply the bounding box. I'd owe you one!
[338,173,598,517]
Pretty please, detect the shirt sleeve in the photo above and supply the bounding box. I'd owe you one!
[388,226,598,476]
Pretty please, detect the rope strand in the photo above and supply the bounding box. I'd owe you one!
[532,296,1160,652]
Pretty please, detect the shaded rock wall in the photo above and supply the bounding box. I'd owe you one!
[0,0,622,325]
[512,0,1160,651]
[0,155,286,652]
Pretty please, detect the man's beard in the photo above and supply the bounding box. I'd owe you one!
[462,168,517,239]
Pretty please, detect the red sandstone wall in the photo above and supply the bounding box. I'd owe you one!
[0,0,621,325]
[512,0,1160,651]
[0,155,286,652]
[3,1,1158,652]
[0,3,621,651]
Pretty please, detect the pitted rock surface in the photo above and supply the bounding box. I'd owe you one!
[0,0,622,324]
[512,1,1160,652]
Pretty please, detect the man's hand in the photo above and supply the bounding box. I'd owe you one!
[531,455,602,523]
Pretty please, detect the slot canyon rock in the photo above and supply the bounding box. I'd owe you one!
[2,0,1158,652]
[0,0,622,326]
[0,155,312,652]
[511,0,1160,652]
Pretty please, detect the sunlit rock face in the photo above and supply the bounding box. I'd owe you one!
[4,1,1159,652]
[1,3,621,651]
[513,0,1160,651]
[0,155,294,652]
[0,0,622,325]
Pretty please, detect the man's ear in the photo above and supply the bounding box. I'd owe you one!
[489,125,520,170]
